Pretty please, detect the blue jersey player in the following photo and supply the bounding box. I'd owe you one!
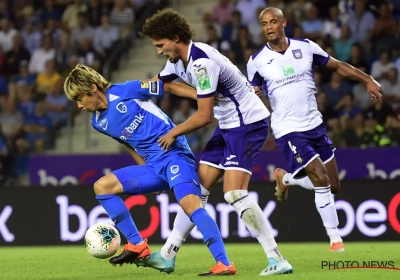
[63,64,237,276]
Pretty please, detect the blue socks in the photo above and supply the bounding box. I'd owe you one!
[96,194,143,245]
[190,208,230,266]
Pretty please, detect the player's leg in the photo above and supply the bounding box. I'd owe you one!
[94,164,169,265]
[274,125,344,252]
[168,158,235,276]
[155,128,225,261]
[221,119,292,276]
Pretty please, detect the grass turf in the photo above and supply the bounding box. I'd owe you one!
[1,242,399,279]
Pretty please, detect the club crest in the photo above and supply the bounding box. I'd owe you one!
[292,49,303,59]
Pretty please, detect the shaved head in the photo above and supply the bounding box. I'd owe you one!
[259,7,284,21]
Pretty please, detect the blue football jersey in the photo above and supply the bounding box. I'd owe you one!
[91,80,194,163]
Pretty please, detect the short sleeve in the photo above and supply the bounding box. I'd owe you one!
[124,80,164,98]
[158,61,179,82]
[308,39,330,67]
[247,56,263,87]
[191,58,219,98]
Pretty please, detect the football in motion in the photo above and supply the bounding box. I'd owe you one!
[84,223,121,259]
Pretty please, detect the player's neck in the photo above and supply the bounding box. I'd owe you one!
[267,36,289,52]
[180,42,190,67]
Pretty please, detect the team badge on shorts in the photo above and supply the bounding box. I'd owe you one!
[294,154,304,164]
[140,81,149,88]
[292,49,303,59]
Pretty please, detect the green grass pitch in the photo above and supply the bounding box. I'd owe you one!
[1,242,399,279]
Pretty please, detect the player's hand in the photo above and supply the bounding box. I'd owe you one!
[366,77,383,102]
[158,131,177,150]
[254,86,262,98]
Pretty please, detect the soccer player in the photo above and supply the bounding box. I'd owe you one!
[63,64,237,276]
[138,9,293,276]
[247,8,382,252]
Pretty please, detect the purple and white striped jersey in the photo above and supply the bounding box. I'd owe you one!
[247,38,330,138]
[158,41,270,129]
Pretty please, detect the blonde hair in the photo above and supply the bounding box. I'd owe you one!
[63,64,111,101]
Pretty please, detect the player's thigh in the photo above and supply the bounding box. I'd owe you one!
[164,155,202,202]
[199,126,225,189]
[112,164,169,195]
[221,119,269,192]
[275,130,323,179]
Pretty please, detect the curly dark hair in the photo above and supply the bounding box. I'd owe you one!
[140,8,194,44]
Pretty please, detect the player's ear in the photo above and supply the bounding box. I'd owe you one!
[91,84,98,94]
[173,36,180,44]
[282,18,287,28]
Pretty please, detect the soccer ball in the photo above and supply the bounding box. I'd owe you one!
[84,223,121,259]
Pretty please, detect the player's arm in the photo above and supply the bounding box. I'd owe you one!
[247,56,264,98]
[163,81,197,100]
[125,144,146,165]
[309,40,382,102]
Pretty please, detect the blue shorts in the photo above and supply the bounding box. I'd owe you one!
[275,123,335,178]
[113,154,200,198]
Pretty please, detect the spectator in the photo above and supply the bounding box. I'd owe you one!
[55,33,74,72]
[196,12,221,42]
[0,1,15,23]
[0,97,24,148]
[40,0,63,25]
[222,10,245,42]
[205,25,222,51]
[86,0,111,27]
[282,8,296,39]
[341,113,365,147]
[29,35,56,74]
[20,100,52,154]
[333,25,353,62]
[352,67,372,109]
[322,72,352,107]
[235,0,265,26]
[370,50,396,81]
[36,59,61,100]
[380,68,400,108]
[347,43,370,75]
[62,0,87,31]
[20,19,42,54]
[364,99,394,126]
[335,92,362,121]
[18,90,35,119]
[301,5,323,41]
[212,0,235,27]
[247,7,264,46]
[76,37,101,71]
[361,114,392,148]
[232,26,257,68]
[347,0,375,47]
[110,0,134,38]
[9,61,35,101]
[371,2,397,53]
[0,18,18,53]
[43,19,63,48]
[290,0,313,22]
[316,92,339,126]
[70,12,94,48]
[4,34,30,77]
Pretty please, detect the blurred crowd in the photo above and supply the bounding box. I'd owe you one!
[158,0,400,152]
[1,0,400,183]
[0,0,148,182]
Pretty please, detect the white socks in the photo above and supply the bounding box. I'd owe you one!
[160,185,210,260]
[282,172,342,244]
[224,190,282,259]
[283,173,315,190]
[314,186,342,244]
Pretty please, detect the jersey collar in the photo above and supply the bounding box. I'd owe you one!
[266,37,290,54]
[186,40,194,64]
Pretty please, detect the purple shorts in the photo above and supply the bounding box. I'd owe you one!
[199,119,269,174]
[275,123,335,178]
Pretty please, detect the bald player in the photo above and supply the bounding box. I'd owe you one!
[247,7,382,252]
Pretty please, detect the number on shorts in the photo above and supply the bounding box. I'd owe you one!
[288,141,297,154]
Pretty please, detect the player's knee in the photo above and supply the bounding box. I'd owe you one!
[179,194,202,216]
[224,189,247,205]
[94,174,122,195]
[307,165,329,187]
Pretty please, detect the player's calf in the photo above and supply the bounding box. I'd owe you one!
[95,174,151,265]
[174,183,236,275]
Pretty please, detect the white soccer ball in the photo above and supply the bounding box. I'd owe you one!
[84,223,121,259]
